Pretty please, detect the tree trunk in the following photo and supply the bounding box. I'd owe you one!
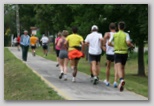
[138,42,145,76]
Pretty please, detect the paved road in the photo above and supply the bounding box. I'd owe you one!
[8,47,148,100]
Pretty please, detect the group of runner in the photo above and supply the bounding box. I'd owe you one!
[55,21,134,92]
[18,21,134,92]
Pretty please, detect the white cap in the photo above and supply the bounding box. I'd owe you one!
[24,30,28,33]
[91,25,98,30]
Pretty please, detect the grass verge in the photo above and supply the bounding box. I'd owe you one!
[4,48,64,100]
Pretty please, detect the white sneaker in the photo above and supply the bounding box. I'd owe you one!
[118,79,125,92]
[64,74,67,81]
[103,79,110,86]
[113,81,118,88]
[72,77,76,82]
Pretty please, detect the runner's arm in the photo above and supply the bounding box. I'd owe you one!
[102,32,109,51]
[57,39,62,47]
[108,34,114,47]
[126,34,134,48]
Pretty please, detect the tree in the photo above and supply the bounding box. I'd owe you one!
[4,4,16,46]
[19,4,37,34]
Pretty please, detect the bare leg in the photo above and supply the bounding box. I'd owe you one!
[72,59,79,77]
[64,58,69,74]
[106,60,111,82]
[115,62,125,91]
[91,61,97,77]
[59,58,64,79]
[114,62,118,82]
[96,62,100,77]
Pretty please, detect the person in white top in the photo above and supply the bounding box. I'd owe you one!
[85,25,103,85]
[102,22,118,88]
[40,34,49,56]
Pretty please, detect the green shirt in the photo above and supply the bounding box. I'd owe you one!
[113,30,128,54]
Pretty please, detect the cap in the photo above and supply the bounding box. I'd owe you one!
[24,30,28,33]
[91,25,98,30]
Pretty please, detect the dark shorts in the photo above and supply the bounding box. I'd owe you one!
[106,54,114,62]
[42,44,48,50]
[89,54,101,63]
[31,45,36,49]
[17,42,20,45]
[56,49,60,57]
[114,53,128,65]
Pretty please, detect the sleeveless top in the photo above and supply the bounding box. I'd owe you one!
[114,30,128,54]
[59,38,67,50]
[106,32,115,55]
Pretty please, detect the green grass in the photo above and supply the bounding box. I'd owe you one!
[4,48,64,100]
[34,46,148,98]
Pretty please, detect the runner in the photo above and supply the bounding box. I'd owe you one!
[30,34,38,56]
[85,25,103,85]
[40,34,49,56]
[55,32,61,67]
[57,30,69,80]
[65,26,85,82]
[108,21,134,91]
[102,22,118,87]
[16,35,20,51]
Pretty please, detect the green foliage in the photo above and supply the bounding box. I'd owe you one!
[4,4,148,75]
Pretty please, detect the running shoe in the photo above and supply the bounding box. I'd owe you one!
[103,79,110,86]
[56,64,59,67]
[64,74,67,81]
[118,80,125,92]
[72,77,76,82]
[113,82,118,88]
[93,78,98,85]
[90,77,93,82]
[64,78,67,81]
[59,73,64,79]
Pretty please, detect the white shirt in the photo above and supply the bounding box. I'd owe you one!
[41,36,49,44]
[85,31,103,55]
[13,37,17,43]
[106,32,115,55]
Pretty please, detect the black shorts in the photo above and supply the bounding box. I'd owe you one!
[56,49,60,57]
[17,42,20,45]
[114,53,128,65]
[42,44,48,50]
[31,45,36,49]
[89,54,101,63]
[106,54,114,62]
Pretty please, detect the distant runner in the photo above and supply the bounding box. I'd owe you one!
[30,34,38,56]
[40,34,49,56]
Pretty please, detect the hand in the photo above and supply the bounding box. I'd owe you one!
[102,46,106,52]
[81,52,85,58]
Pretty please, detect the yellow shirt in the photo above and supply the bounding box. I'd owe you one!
[66,34,83,51]
[30,36,38,45]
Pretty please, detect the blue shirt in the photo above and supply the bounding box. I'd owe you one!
[20,35,30,46]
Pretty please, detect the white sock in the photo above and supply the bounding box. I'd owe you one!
[94,76,97,79]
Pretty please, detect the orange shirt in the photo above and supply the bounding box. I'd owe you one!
[30,36,38,45]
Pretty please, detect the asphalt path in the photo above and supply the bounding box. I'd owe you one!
[8,47,148,100]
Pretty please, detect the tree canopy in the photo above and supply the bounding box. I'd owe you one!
[4,4,148,76]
